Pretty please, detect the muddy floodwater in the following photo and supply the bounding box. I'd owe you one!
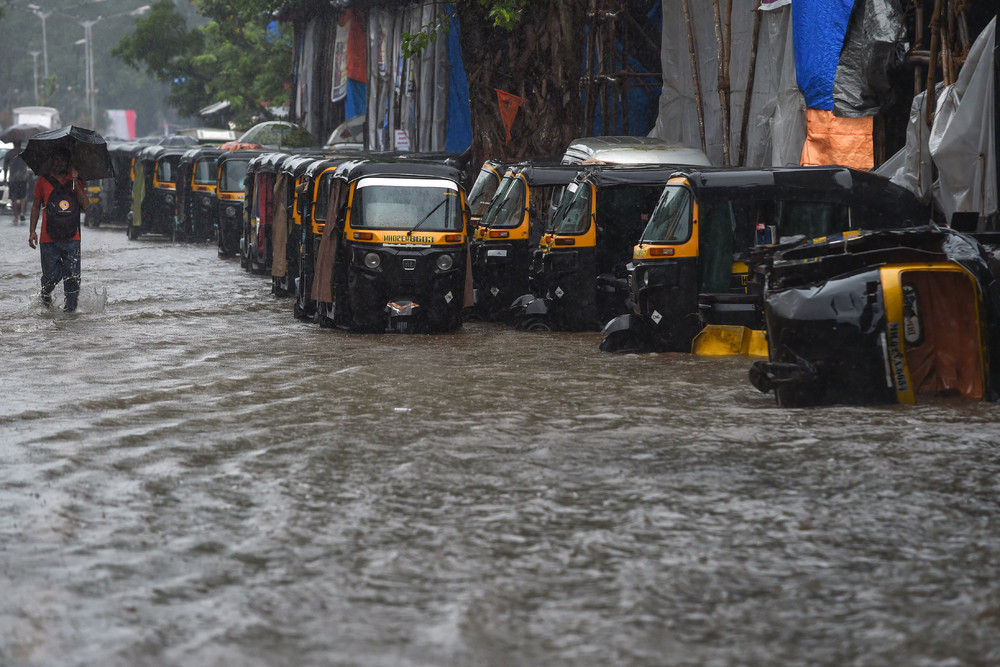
[1,214,999,666]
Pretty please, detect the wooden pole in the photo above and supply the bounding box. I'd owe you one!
[738,1,762,167]
[712,0,730,164]
[925,0,943,127]
[681,0,707,154]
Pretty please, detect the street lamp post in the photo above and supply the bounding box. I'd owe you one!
[79,6,150,130]
[28,51,41,104]
[27,6,52,80]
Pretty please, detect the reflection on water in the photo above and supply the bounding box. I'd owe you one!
[1,219,998,665]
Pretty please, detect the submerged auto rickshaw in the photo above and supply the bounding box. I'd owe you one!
[510,164,679,331]
[270,153,322,297]
[473,161,579,322]
[293,157,345,318]
[216,150,262,257]
[748,227,1000,407]
[128,145,186,240]
[242,152,291,274]
[310,158,471,333]
[99,141,142,226]
[599,167,930,354]
[176,147,222,242]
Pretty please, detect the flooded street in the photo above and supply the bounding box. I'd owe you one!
[1,214,999,666]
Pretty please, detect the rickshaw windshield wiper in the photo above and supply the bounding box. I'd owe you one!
[408,198,448,235]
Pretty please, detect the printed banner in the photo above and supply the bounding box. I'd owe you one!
[331,14,350,102]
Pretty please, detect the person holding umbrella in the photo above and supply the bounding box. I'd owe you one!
[27,147,90,312]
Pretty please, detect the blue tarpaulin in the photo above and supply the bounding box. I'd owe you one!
[792,0,856,109]
[445,4,472,153]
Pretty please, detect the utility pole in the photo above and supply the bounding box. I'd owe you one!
[28,51,41,104]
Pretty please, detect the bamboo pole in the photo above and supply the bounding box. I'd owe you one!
[738,0,762,167]
[712,0,730,164]
[681,0,707,154]
[925,0,943,127]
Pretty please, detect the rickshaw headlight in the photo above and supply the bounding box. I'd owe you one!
[435,253,454,271]
[226,205,236,217]
[642,270,650,287]
[364,252,382,270]
[164,194,174,204]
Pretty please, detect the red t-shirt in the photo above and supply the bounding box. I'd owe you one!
[34,175,84,243]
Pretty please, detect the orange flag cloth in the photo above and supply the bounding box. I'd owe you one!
[496,89,527,146]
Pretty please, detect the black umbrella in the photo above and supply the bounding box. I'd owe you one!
[0,123,48,144]
[19,125,114,182]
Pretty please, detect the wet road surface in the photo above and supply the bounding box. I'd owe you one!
[1,213,999,666]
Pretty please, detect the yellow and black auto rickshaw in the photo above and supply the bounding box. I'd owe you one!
[473,161,579,322]
[310,158,471,333]
[215,150,263,257]
[270,153,324,297]
[293,157,345,319]
[599,167,931,355]
[510,164,679,331]
[748,227,1000,407]
[128,145,186,240]
[176,147,223,243]
[242,152,292,274]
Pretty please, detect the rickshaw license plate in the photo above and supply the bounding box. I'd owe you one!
[487,249,507,257]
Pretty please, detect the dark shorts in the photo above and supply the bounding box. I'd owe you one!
[9,180,27,199]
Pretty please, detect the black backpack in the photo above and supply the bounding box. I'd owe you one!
[44,175,81,241]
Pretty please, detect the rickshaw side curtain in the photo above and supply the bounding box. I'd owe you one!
[311,178,347,303]
[132,161,145,228]
[271,174,290,277]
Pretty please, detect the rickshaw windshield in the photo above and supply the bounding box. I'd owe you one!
[480,176,525,229]
[220,160,248,192]
[467,168,501,217]
[194,158,218,185]
[156,160,175,184]
[315,172,336,223]
[551,182,592,235]
[641,185,693,243]
[353,177,462,231]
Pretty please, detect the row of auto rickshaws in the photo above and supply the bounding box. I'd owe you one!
[100,135,1000,409]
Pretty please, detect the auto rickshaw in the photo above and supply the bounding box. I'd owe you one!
[748,226,1000,407]
[599,167,931,355]
[473,161,579,322]
[128,145,186,240]
[242,152,291,274]
[270,153,324,297]
[176,147,223,242]
[293,157,346,319]
[310,158,471,333]
[510,164,679,331]
[97,141,142,226]
[216,150,263,257]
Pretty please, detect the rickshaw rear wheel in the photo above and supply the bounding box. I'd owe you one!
[520,316,551,332]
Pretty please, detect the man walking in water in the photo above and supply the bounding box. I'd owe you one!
[28,147,89,312]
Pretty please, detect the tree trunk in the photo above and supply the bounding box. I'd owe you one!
[456,0,589,169]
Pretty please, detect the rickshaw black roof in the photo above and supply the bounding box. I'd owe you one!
[281,154,325,178]
[510,162,582,186]
[575,163,687,187]
[178,147,224,166]
[247,151,294,174]
[304,157,349,179]
[677,166,929,225]
[333,158,464,184]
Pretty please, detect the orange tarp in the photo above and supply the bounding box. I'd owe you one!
[800,109,873,170]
